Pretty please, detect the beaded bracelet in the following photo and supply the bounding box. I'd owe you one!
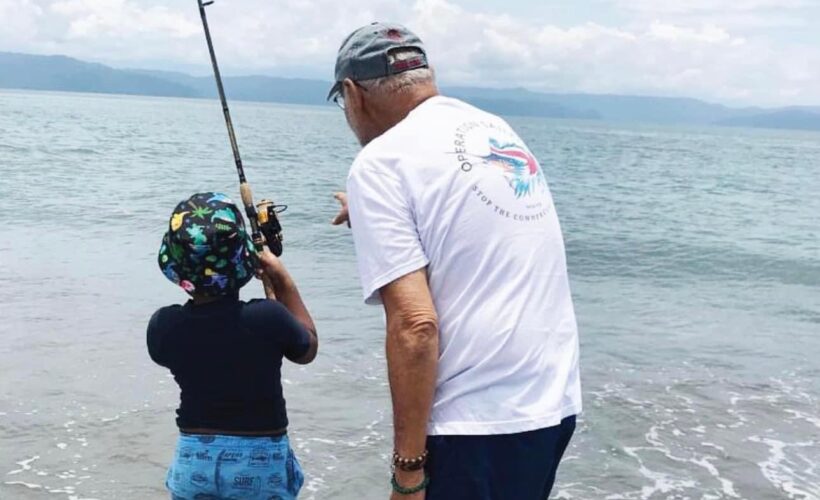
[391,471,430,495]
[392,449,429,471]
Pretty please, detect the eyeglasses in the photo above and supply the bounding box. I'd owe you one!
[332,81,369,110]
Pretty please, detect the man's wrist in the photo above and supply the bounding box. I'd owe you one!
[393,448,428,471]
[394,469,425,483]
[391,468,428,495]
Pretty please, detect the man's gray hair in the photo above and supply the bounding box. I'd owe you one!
[360,48,435,95]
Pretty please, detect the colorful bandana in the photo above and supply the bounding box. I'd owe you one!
[158,192,257,297]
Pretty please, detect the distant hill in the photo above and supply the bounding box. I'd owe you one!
[131,69,331,106]
[447,87,737,124]
[0,52,196,98]
[716,108,820,131]
[2,52,820,131]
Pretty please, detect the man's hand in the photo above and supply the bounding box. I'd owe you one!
[390,469,427,500]
[331,192,350,227]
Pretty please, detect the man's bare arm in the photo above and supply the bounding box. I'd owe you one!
[380,268,439,495]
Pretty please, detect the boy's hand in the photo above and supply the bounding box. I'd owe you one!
[257,247,288,284]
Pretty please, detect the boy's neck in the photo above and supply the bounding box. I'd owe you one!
[191,293,238,305]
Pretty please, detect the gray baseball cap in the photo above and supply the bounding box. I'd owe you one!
[327,22,429,101]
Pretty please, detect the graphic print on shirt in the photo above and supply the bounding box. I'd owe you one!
[452,120,553,222]
[481,138,547,198]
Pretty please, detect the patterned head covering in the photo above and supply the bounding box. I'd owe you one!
[158,192,257,297]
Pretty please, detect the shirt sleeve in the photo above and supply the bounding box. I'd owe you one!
[347,157,429,305]
[146,309,169,368]
[247,300,313,362]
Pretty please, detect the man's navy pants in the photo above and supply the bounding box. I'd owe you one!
[425,416,576,500]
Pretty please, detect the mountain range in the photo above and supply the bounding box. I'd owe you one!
[2,52,819,131]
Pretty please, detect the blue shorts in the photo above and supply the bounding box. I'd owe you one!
[165,433,304,500]
[425,416,576,500]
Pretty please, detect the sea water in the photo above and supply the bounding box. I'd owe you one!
[0,89,818,499]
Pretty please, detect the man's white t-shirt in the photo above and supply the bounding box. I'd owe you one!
[347,96,581,436]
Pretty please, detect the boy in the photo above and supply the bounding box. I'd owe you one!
[148,192,317,499]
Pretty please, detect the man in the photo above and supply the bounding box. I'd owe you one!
[329,22,581,500]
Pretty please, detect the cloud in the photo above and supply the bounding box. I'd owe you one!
[0,0,819,106]
[647,22,733,44]
[0,0,44,49]
[617,0,812,14]
[51,0,199,39]
[406,1,820,105]
[614,0,820,29]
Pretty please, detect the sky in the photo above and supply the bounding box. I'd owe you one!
[1,0,819,107]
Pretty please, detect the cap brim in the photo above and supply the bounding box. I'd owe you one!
[326,81,342,101]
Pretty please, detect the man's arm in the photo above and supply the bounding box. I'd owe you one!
[380,268,439,497]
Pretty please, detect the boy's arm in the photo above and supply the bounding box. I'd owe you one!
[259,249,318,364]
[146,309,169,368]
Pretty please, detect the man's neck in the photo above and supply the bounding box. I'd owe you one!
[374,86,440,139]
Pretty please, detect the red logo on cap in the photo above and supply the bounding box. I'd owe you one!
[386,29,403,41]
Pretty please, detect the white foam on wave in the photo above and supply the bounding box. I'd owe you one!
[748,436,820,499]
[701,441,726,453]
[623,445,697,499]
[690,456,740,498]
[624,419,749,499]
[48,485,75,494]
[784,409,820,430]
[303,475,326,494]
[7,455,40,475]
[3,480,42,490]
[771,376,815,403]
[308,437,337,445]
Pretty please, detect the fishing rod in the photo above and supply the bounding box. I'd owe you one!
[197,0,286,256]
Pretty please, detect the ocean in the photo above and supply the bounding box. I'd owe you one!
[0,89,818,500]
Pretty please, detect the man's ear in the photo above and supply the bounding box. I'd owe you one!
[342,78,362,110]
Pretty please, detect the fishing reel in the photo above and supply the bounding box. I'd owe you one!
[256,199,287,257]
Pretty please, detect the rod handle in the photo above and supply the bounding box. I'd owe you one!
[239,182,254,209]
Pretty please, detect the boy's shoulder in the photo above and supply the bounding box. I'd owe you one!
[241,298,279,312]
[146,304,186,366]
[238,299,290,325]
[148,304,185,333]
[147,299,286,332]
